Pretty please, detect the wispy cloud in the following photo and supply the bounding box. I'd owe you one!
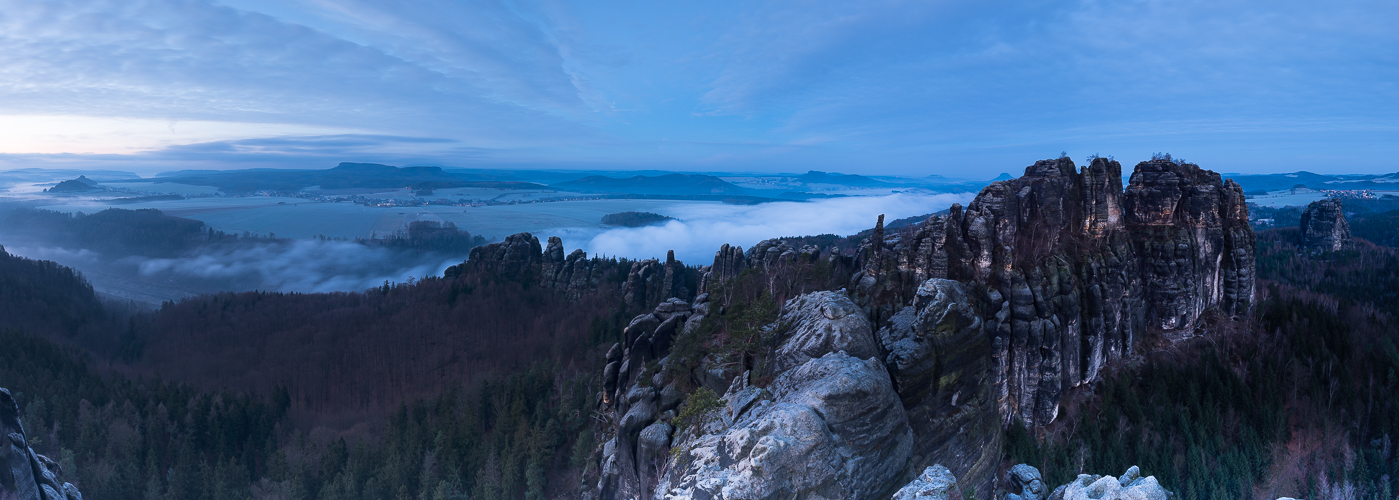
[0,0,1395,174]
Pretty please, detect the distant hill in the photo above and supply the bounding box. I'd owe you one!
[553,173,749,195]
[795,170,887,188]
[1227,170,1399,192]
[153,162,546,193]
[46,175,104,193]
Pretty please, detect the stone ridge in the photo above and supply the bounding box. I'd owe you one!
[844,157,1255,494]
[1298,198,1352,251]
[444,233,692,305]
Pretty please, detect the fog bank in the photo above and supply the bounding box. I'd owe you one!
[552,192,976,263]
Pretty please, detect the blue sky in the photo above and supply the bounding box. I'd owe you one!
[0,0,1395,176]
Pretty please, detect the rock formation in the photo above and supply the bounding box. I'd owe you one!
[876,279,1000,495]
[1005,464,1049,500]
[851,157,1254,430]
[587,156,1254,500]
[445,233,693,304]
[698,239,828,294]
[1,388,84,500]
[1048,465,1171,500]
[598,297,699,499]
[1299,198,1352,251]
[891,462,1172,500]
[892,464,961,500]
[650,291,912,500]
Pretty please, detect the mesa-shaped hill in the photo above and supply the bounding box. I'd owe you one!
[552,173,749,196]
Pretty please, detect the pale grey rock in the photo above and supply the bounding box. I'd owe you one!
[1005,464,1047,500]
[1,387,84,500]
[1048,466,1170,500]
[659,352,912,500]
[892,464,959,500]
[769,291,879,374]
[638,421,675,484]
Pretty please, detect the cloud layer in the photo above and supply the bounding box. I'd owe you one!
[1,0,1396,173]
[553,192,975,263]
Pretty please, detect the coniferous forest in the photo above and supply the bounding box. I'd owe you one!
[1,206,1398,500]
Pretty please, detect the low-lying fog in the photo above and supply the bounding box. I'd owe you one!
[557,192,975,263]
[3,240,462,306]
[0,192,973,305]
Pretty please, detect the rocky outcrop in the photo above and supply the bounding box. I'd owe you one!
[1123,158,1256,328]
[769,291,879,374]
[454,232,543,282]
[446,233,694,305]
[625,251,692,310]
[699,239,827,294]
[658,353,911,500]
[1005,464,1048,500]
[852,157,1254,431]
[1047,465,1170,500]
[1299,199,1352,251]
[591,156,1254,500]
[541,236,607,298]
[892,464,961,500]
[891,463,1171,500]
[598,297,700,500]
[1,388,83,500]
[876,279,999,496]
[597,290,915,500]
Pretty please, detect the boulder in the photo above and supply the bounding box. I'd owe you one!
[658,352,913,500]
[1005,464,1047,500]
[892,464,961,500]
[769,291,879,374]
[1046,466,1170,500]
[637,421,675,484]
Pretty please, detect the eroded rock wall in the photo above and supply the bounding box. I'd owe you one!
[852,157,1254,433]
[1299,198,1352,252]
[589,156,1254,500]
[447,233,692,304]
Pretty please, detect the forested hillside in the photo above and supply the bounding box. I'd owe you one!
[0,246,118,348]
[2,184,1398,499]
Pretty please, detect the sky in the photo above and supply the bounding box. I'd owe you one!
[0,0,1396,176]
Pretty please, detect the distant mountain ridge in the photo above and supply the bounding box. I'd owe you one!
[153,162,545,192]
[1227,170,1399,192]
[552,173,750,196]
[795,170,887,187]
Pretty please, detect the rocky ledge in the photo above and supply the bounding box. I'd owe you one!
[1,388,83,500]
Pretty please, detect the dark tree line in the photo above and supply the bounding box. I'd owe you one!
[0,246,120,349]
[124,268,627,413]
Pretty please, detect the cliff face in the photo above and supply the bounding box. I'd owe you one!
[1299,198,1353,251]
[834,158,1255,495]
[852,158,1254,427]
[2,388,84,500]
